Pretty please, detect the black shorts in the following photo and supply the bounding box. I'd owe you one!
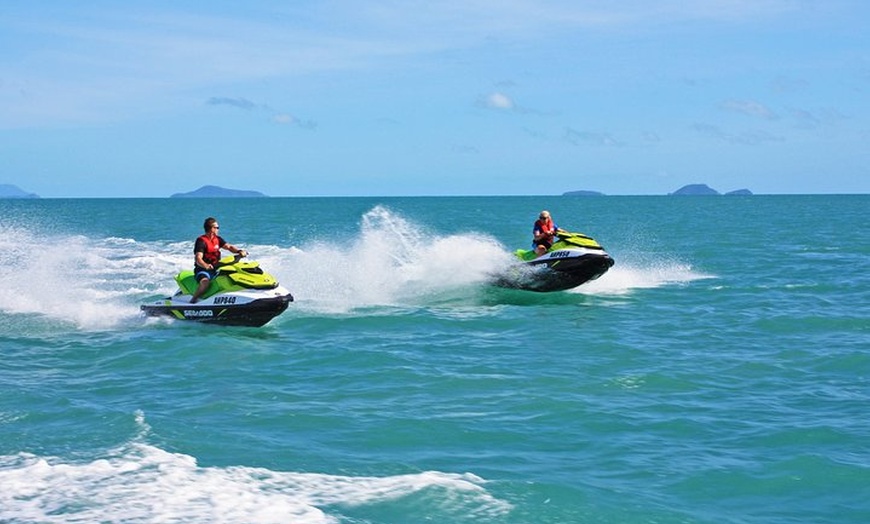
[194,267,218,281]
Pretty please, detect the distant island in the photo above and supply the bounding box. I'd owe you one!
[561,184,752,196]
[670,184,719,195]
[563,190,606,196]
[670,184,753,196]
[170,185,268,198]
[0,184,39,199]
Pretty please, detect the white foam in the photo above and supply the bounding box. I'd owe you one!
[0,413,511,523]
[574,258,714,295]
[0,224,187,330]
[262,206,514,313]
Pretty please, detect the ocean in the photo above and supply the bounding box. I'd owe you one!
[0,195,867,523]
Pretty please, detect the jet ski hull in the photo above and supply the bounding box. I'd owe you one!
[141,289,293,327]
[492,230,615,292]
[493,252,614,292]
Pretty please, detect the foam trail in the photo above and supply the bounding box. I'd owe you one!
[0,223,187,330]
[0,414,511,524]
[267,206,513,312]
[573,255,714,295]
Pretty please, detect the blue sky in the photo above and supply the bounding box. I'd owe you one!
[1,1,868,197]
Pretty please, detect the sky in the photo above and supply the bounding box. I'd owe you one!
[1,1,868,197]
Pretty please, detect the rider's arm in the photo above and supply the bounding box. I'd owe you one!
[224,243,247,257]
[194,250,212,270]
[532,223,544,240]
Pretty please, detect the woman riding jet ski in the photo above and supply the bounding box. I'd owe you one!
[492,229,615,293]
[141,253,294,327]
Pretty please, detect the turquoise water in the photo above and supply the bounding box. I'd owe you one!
[0,195,868,523]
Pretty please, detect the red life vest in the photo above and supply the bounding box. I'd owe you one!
[196,234,223,265]
[534,218,554,237]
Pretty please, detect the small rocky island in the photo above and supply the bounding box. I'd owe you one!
[0,184,39,198]
[670,184,753,196]
[171,185,268,198]
[562,190,606,196]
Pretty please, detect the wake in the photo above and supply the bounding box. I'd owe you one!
[0,411,512,524]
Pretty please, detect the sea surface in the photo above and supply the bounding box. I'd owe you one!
[0,195,867,523]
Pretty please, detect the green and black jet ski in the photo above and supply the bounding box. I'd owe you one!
[492,229,614,292]
[141,254,293,327]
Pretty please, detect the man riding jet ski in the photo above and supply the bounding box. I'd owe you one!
[140,253,293,327]
[141,217,292,327]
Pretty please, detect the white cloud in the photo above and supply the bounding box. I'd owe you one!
[272,114,296,125]
[482,92,515,110]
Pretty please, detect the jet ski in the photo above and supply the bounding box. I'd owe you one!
[492,229,615,292]
[141,254,293,327]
